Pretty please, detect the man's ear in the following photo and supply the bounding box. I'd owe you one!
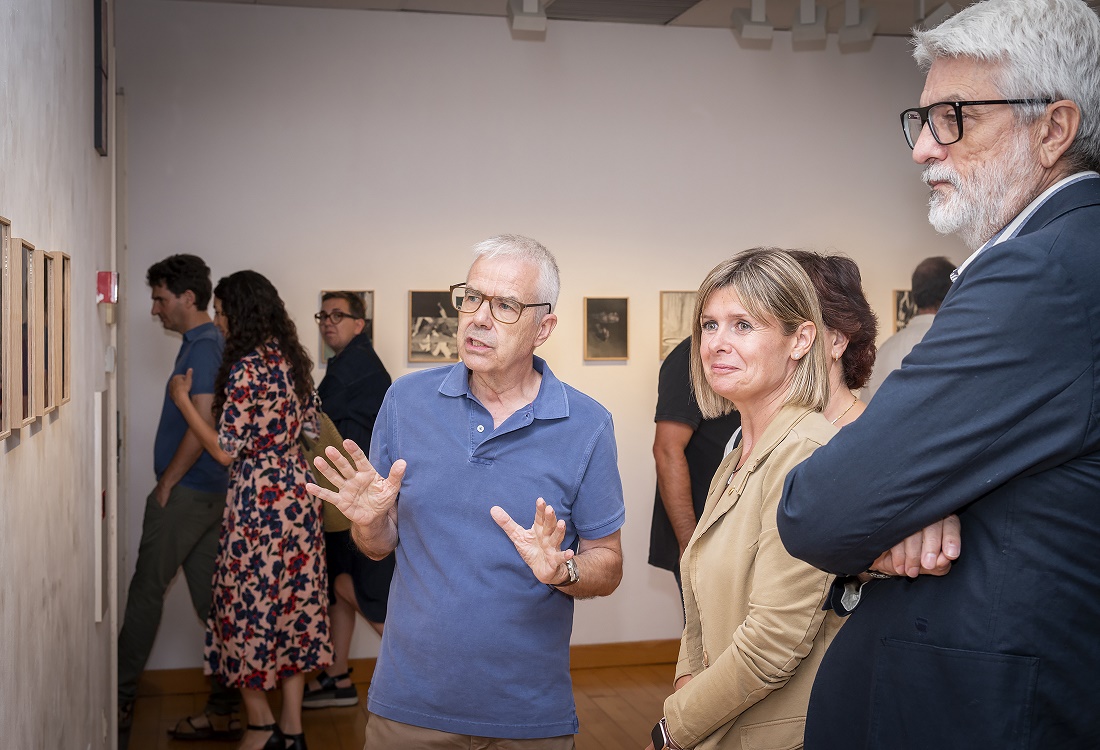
[181,288,197,311]
[1037,100,1081,169]
[533,313,558,349]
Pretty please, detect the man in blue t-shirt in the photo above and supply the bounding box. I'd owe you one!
[118,255,238,744]
[310,235,626,749]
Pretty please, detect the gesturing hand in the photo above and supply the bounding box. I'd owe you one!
[305,438,406,528]
[491,498,574,586]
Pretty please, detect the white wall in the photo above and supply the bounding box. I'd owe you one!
[116,0,966,670]
[0,0,116,746]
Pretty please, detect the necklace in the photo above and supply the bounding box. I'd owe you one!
[830,395,858,425]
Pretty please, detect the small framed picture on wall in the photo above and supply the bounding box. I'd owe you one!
[30,245,46,418]
[893,289,917,333]
[584,297,628,362]
[0,217,11,438]
[59,253,72,404]
[408,290,459,364]
[14,238,35,426]
[659,290,696,360]
[316,290,374,367]
[43,252,59,414]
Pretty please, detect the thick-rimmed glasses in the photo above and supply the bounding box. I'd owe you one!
[449,283,552,325]
[900,99,1052,149]
[314,310,362,325]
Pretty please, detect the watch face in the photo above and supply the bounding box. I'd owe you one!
[651,721,666,749]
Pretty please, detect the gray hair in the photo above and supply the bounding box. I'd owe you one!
[471,234,561,311]
[913,0,1100,172]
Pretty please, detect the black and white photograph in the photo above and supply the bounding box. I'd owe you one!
[584,297,628,361]
[659,290,696,359]
[409,290,459,363]
[317,289,374,367]
[893,289,918,332]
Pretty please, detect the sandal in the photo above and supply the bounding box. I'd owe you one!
[283,731,308,750]
[302,668,358,709]
[167,710,244,741]
[246,722,286,750]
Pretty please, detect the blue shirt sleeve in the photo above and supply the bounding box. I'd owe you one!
[570,412,626,541]
[184,337,223,396]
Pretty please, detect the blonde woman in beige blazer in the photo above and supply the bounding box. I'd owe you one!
[650,249,838,750]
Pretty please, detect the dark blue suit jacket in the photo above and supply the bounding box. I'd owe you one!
[778,176,1100,749]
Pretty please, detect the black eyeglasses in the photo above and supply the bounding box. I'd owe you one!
[900,99,1053,149]
[314,310,363,325]
[449,283,552,325]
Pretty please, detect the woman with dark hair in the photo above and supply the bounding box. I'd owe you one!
[786,250,878,427]
[170,270,331,750]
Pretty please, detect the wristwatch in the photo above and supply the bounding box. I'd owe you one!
[651,717,683,750]
[557,557,580,586]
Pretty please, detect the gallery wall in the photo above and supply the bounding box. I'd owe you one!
[115,0,966,670]
[0,0,117,746]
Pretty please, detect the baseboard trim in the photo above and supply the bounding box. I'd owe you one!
[136,638,678,697]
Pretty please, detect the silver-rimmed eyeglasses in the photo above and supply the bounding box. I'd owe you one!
[900,99,1052,149]
[449,283,552,325]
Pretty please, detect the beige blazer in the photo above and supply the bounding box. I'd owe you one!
[664,405,843,750]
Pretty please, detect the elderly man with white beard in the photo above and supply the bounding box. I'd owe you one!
[776,0,1100,748]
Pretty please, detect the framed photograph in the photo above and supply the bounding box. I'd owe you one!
[14,238,35,426]
[893,289,917,333]
[94,0,109,156]
[584,297,628,361]
[317,289,373,367]
[59,253,71,404]
[659,290,696,360]
[42,252,59,413]
[0,217,11,438]
[408,290,459,363]
[29,246,46,418]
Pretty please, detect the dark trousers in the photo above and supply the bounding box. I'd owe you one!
[117,483,237,712]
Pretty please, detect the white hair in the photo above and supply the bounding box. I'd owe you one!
[913,0,1100,172]
[471,234,561,311]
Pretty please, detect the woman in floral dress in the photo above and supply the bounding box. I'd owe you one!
[171,270,331,750]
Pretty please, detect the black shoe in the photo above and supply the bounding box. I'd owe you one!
[302,669,358,709]
[247,722,285,750]
[284,731,308,750]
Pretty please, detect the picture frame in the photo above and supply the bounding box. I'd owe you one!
[583,297,628,361]
[13,238,35,426]
[30,246,45,418]
[0,217,11,439]
[659,290,696,360]
[316,289,374,367]
[94,0,109,156]
[59,253,71,404]
[408,290,459,364]
[42,252,59,413]
[893,289,917,333]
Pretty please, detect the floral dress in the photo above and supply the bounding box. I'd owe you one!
[204,343,332,690]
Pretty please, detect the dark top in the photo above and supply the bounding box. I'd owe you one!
[648,336,741,572]
[778,177,1100,749]
[154,322,228,494]
[317,332,392,447]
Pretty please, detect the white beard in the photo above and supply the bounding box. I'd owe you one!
[923,128,1044,250]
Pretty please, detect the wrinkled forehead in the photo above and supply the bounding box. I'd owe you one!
[466,255,541,299]
[920,56,1003,106]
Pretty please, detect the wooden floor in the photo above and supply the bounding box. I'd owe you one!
[126,662,674,750]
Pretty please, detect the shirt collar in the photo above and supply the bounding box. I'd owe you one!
[951,171,1100,282]
[182,321,218,342]
[439,355,569,420]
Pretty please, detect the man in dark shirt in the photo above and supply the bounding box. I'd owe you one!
[119,254,238,742]
[303,291,394,709]
[649,336,740,594]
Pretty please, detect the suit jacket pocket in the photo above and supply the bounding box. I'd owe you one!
[738,716,805,750]
[869,639,1038,750]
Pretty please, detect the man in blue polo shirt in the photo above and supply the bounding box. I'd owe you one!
[118,255,238,744]
[310,235,625,749]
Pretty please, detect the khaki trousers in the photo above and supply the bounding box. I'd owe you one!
[364,713,575,750]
